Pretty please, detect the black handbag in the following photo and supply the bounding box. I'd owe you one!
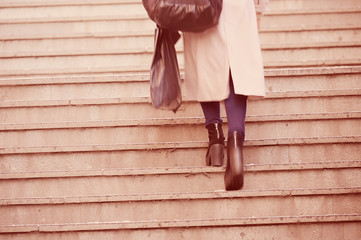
[142,0,223,32]
[150,27,182,112]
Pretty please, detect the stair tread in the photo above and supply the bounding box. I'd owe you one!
[1,89,360,108]
[0,65,360,86]
[1,135,360,154]
[1,58,361,77]
[1,214,360,233]
[1,161,361,180]
[1,8,360,23]
[1,41,360,58]
[0,0,139,8]
[1,27,360,41]
[1,186,360,206]
[0,111,360,131]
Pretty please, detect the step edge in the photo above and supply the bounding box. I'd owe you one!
[1,88,360,108]
[1,61,361,78]
[261,24,361,33]
[1,43,361,59]
[1,161,360,180]
[0,111,360,131]
[1,27,361,41]
[1,66,361,86]
[1,187,360,206]
[0,14,148,24]
[1,214,360,233]
[0,0,139,8]
[0,31,153,41]
[1,41,361,58]
[266,8,361,16]
[1,8,360,24]
[1,136,360,155]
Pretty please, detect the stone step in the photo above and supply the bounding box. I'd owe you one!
[0,2,146,21]
[1,29,360,57]
[1,4,360,25]
[0,10,359,38]
[0,34,156,58]
[0,0,359,10]
[1,93,360,125]
[0,2,360,24]
[1,69,360,101]
[260,12,361,32]
[0,189,360,230]
[0,40,360,64]
[1,220,360,239]
[268,0,361,13]
[0,66,359,87]
[261,29,361,49]
[1,46,361,76]
[0,19,155,40]
[1,114,359,148]
[0,133,359,157]
[0,0,139,8]
[2,111,360,131]
[2,46,361,64]
[0,137,360,171]
[0,161,360,196]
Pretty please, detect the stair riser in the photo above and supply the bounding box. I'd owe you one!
[1,73,361,101]
[260,29,361,48]
[0,194,359,225]
[0,81,154,101]
[248,95,361,116]
[266,73,361,93]
[0,20,156,38]
[1,222,360,240]
[1,0,360,10]
[262,47,361,68]
[1,47,360,76]
[0,54,158,76]
[1,168,360,198]
[0,143,359,172]
[1,119,359,147]
[1,11,360,30]
[0,36,156,57]
[1,0,360,21]
[261,12,361,30]
[1,96,360,124]
[1,11,360,38]
[0,4,146,21]
[2,29,361,56]
[0,101,203,123]
[270,0,361,12]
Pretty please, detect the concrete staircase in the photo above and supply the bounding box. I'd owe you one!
[0,0,361,239]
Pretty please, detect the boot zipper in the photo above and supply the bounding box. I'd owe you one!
[215,123,220,139]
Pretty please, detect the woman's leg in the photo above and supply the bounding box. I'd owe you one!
[200,101,225,166]
[200,102,222,127]
[224,79,248,141]
[224,77,248,190]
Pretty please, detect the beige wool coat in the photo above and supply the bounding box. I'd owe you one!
[183,0,266,101]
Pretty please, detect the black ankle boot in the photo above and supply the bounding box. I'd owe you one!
[224,131,244,190]
[205,122,225,166]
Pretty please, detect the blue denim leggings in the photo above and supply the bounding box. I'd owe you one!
[200,79,247,141]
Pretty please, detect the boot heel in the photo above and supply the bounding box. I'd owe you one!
[206,144,224,166]
[224,131,244,190]
[205,122,225,167]
[210,144,224,166]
